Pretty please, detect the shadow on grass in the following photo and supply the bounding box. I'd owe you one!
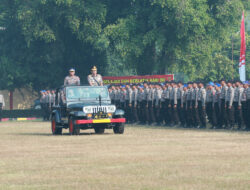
[14,132,114,136]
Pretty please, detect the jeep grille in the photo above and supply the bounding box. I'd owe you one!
[93,106,107,114]
[83,105,116,114]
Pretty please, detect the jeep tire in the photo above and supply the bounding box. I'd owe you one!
[69,117,80,135]
[51,115,62,135]
[113,123,124,134]
[94,125,105,134]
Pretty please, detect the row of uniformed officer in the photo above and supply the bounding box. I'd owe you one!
[109,80,250,130]
[40,90,56,121]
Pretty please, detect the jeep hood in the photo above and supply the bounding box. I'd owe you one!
[67,101,112,109]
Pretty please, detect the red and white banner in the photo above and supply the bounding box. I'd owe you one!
[103,75,174,85]
[239,11,246,82]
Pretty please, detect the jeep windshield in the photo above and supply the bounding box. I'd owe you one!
[66,86,109,100]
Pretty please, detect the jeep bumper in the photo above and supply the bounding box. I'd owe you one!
[75,118,126,124]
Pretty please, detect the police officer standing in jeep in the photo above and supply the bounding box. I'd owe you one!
[88,66,103,86]
[64,68,80,86]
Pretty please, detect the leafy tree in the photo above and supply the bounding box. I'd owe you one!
[104,0,245,80]
[0,0,107,91]
[0,0,249,92]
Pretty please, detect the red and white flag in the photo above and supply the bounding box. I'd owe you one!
[239,11,246,81]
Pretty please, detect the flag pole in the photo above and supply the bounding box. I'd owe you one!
[239,10,246,82]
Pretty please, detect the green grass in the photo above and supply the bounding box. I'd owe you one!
[0,122,250,190]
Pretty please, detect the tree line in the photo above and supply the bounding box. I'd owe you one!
[0,0,249,91]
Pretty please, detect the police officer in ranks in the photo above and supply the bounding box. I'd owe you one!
[191,82,200,128]
[160,84,167,125]
[137,85,145,123]
[165,82,171,125]
[220,79,228,128]
[170,82,179,126]
[206,82,216,128]
[186,82,193,127]
[233,81,244,129]
[40,90,46,121]
[0,94,5,122]
[45,90,51,121]
[110,85,116,104]
[197,82,206,128]
[64,68,80,86]
[143,82,150,124]
[88,66,103,86]
[125,84,133,123]
[148,83,156,125]
[241,82,248,130]
[51,90,56,107]
[131,84,139,124]
[48,90,53,117]
[114,85,121,108]
[213,84,221,129]
[108,86,113,104]
[43,91,48,120]
[167,82,173,124]
[226,81,235,129]
[181,84,188,127]
[177,82,184,127]
[246,82,250,130]
[154,83,162,125]
[119,85,126,111]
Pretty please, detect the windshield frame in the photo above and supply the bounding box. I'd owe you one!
[65,86,110,101]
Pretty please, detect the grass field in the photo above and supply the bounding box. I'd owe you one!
[0,122,250,190]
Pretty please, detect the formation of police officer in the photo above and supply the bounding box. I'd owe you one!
[40,90,56,121]
[109,80,250,131]
[40,66,103,120]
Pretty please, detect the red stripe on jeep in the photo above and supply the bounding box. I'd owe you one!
[75,120,93,124]
[111,118,126,123]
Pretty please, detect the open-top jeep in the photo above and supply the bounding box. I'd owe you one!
[51,85,126,135]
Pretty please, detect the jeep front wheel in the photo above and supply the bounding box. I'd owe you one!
[69,117,80,135]
[51,116,62,135]
[94,125,105,134]
[113,123,124,134]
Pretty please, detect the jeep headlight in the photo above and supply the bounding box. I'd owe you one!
[83,107,92,113]
[107,105,116,113]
